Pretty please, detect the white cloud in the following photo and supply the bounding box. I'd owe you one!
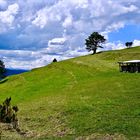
[32,9,48,28]
[0,39,140,69]
[106,22,125,33]
[0,3,19,33]
[104,40,140,51]
[46,37,68,54]
[0,48,89,69]
[48,37,66,46]
[1,0,140,44]
[63,14,73,28]
[133,40,140,46]
[104,42,125,51]
[0,0,140,69]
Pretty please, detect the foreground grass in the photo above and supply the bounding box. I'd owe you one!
[0,47,140,139]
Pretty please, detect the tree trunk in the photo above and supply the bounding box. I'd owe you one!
[92,48,97,55]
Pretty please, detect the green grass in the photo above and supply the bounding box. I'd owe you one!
[0,47,140,139]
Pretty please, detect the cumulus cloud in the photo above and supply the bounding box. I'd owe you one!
[0,48,89,69]
[103,39,140,51]
[133,40,140,46]
[0,0,140,69]
[0,3,19,33]
[0,0,140,48]
[0,39,140,69]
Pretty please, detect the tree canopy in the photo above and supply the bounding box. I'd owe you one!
[125,42,133,48]
[85,32,106,54]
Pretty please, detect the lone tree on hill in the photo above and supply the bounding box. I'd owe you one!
[0,60,5,78]
[125,42,133,48]
[85,32,106,54]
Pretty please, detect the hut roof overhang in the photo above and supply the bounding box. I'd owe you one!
[118,60,140,64]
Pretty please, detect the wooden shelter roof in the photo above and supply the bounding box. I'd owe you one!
[118,60,140,64]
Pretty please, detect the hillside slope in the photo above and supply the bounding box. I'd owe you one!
[0,47,140,139]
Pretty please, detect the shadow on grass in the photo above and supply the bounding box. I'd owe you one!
[0,79,8,84]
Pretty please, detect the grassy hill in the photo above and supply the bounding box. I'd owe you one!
[0,47,140,139]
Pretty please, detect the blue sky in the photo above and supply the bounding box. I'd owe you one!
[0,0,140,69]
[109,24,140,42]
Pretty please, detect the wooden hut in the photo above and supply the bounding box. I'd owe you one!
[118,60,140,73]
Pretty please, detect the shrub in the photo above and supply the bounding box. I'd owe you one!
[53,58,57,62]
[0,97,19,129]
